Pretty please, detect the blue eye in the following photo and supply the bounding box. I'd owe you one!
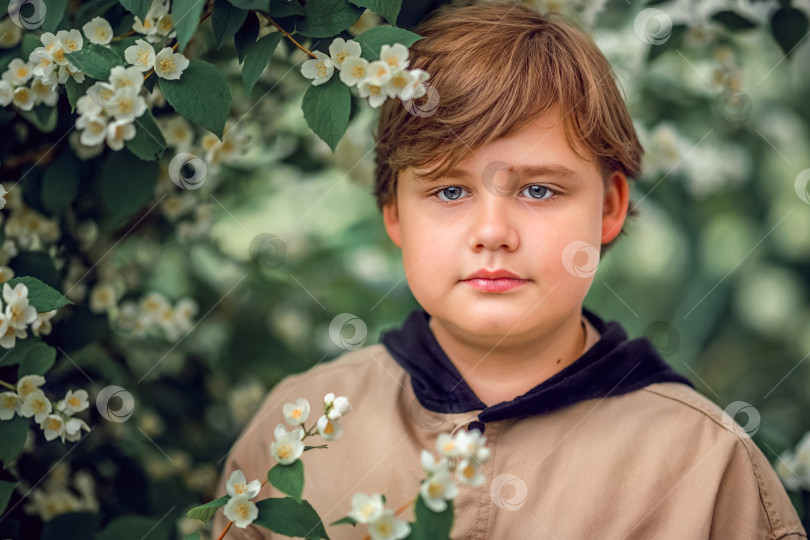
[522,185,554,200]
[436,186,468,202]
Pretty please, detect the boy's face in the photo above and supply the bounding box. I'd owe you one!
[382,107,630,342]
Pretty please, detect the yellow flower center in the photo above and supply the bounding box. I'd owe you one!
[315,61,327,78]
[291,408,301,419]
[350,64,366,78]
[137,49,151,67]
[159,57,175,74]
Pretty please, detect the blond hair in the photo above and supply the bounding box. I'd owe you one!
[372,1,643,255]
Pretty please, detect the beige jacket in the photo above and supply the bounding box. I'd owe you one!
[212,309,806,539]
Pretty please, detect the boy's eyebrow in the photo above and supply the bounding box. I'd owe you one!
[412,163,581,182]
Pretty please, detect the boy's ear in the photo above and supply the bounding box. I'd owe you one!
[382,198,403,248]
[601,170,630,245]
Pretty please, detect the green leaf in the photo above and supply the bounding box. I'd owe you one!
[269,0,304,17]
[407,496,453,540]
[183,534,201,540]
[173,0,206,53]
[771,7,809,58]
[329,515,356,526]
[348,0,401,26]
[711,10,756,30]
[0,479,16,515]
[243,32,282,94]
[353,26,423,61]
[65,44,124,80]
[5,276,73,312]
[118,0,152,20]
[187,495,228,522]
[99,149,160,225]
[234,12,260,64]
[228,0,269,10]
[65,77,93,113]
[41,152,80,216]
[254,497,329,539]
[126,110,167,161]
[159,60,232,138]
[0,417,28,468]
[302,75,351,152]
[267,459,304,498]
[21,33,40,59]
[212,0,248,49]
[42,0,68,32]
[41,512,100,540]
[17,341,57,378]
[18,104,58,133]
[297,0,363,38]
[96,515,173,540]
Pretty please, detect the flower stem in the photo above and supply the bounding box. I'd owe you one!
[261,14,316,59]
[0,379,16,391]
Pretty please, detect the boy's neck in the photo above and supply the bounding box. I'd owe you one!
[427,309,589,407]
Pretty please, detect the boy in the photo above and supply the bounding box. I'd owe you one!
[212,2,806,538]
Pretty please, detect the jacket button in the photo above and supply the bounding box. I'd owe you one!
[468,421,485,434]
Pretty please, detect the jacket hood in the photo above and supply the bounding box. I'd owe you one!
[379,307,695,427]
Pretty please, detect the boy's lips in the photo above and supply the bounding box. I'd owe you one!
[461,269,528,293]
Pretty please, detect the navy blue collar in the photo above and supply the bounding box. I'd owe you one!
[379,307,695,426]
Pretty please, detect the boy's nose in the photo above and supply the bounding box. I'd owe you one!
[467,195,519,252]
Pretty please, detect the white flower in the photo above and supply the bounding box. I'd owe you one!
[357,80,386,108]
[31,309,57,337]
[338,57,370,87]
[0,18,22,48]
[160,116,193,150]
[0,308,27,347]
[384,69,416,99]
[20,390,52,423]
[124,39,156,72]
[365,60,392,86]
[0,81,12,106]
[57,63,84,84]
[323,393,335,406]
[39,33,66,65]
[155,14,174,38]
[455,457,485,486]
[82,17,113,45]
[316,414,343,441]
[328,37,362,70]
[270,423,305,465]
[282,398,310,426]
[399,69,429,101]
[367,509,411,540]
[454,429,488,460]
[379,43,409,71]
[86,81,116,112]
[301,51,334,86]
[58,389,89,415]
[419,468,458,512]
[420,449,449,475]
[153,47,189,80]
[4,289,36,331]
[109,65,144,92]
[31,78,59,107]
[226,469,261,499]
[348,492,384,524]
[436,432,461,458]
[106,86,147,121]
[223,494,258,528]
[16,374,45,399]
[327,408,341,421]
[40,413,66,442]
[3,58,33,86]
[0,391,22,420]
[29,47,56,79]
[56,29,83,55]
[77,115,108,147]
[333,396,351,416]
[11,86,34,111]
[106,119,137,150]
[64,417,90,442]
